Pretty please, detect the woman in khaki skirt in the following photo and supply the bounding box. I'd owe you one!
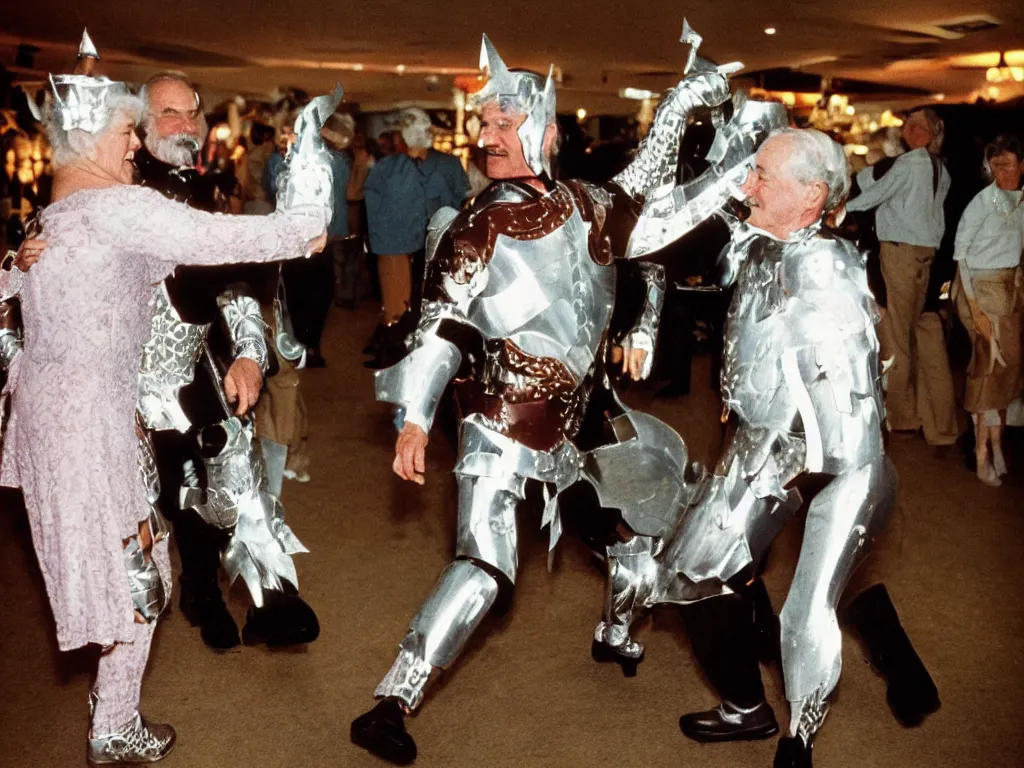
[953,134,1024,485]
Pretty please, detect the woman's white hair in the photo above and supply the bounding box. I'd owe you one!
[770,127,850,213]
[46,92,144,168]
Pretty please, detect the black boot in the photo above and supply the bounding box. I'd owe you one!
[845,583,940,726]
[678,594,778,742]
[179,578,240,650]
[747,578,782,666]
[774,736,813,768]
[242,589,320,647]
[591,638,644,677]
[351,698,417,765]
[363,323,386,355]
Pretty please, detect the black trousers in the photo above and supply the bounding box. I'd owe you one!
[282,249,335,351]
[150,428,228,589]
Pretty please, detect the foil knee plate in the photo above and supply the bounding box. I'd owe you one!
[375,560,499,710]
[453,473,523,586]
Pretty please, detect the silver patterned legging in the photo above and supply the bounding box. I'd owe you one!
[90,621,157,734]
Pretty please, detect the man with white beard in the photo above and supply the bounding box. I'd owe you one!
[133,71,320,651]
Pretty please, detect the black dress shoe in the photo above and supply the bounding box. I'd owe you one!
[774,736,813,768]
[679,700,779,742]
[591,639,643,677]
[179,581,240,650]
[241,592,320,647]
[351,698,417,765]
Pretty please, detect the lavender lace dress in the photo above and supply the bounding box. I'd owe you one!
[0,184,322,650]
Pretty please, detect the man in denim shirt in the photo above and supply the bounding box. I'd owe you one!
[364,108,470,368]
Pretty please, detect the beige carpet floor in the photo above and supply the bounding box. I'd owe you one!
[0,305,1021,768]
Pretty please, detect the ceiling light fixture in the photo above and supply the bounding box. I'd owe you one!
[396,64,407,75]
[764,27,777,35]
[576,108,587,121]
[986,52,1024,83]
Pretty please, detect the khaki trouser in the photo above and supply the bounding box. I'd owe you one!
[877,242,958,444]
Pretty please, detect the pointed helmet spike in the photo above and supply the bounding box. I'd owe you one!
[681,18,702,74]
[479,34,509,78]
[79,28,100,60]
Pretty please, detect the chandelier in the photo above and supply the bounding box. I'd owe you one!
[986,53,1024,83]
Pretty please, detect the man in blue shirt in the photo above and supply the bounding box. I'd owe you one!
[363,108,470,368]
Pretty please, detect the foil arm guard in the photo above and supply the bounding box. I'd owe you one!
[620,263,665,379]
[180,417,308,605]
[625,95,789,259]
[275,85,344,228]
[217,290,268,373]
[374,301,465,432]
[612,22,736,201]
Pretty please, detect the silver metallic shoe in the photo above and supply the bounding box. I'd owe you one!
[87,713,176,765]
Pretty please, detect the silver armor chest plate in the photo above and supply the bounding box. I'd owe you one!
[464,202,615,382]
[137,282,208,432]
[721,238,790,428]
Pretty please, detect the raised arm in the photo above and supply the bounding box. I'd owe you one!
[123,187,325,280]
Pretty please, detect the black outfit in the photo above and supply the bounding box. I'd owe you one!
[135,148,306,649]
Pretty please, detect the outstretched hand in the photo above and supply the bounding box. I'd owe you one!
[393,422,429,485]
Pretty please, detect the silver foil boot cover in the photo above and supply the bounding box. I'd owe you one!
[182,417,309,605]
[122,538,167,623]
[780,456,897,743]
[593,536,659,658]
[374,559,500,711]
[87,711,176,765]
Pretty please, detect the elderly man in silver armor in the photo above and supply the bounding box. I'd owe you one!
[133,72,335,650]
[589,127,938,767]
[347,25,773,764]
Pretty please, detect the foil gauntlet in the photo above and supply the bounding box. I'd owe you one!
[218,291,268,372]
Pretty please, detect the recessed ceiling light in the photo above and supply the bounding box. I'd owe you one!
[764,27,777,35]
[396,64,407,74]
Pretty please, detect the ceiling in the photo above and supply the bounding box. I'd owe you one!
[2,1,1023,115]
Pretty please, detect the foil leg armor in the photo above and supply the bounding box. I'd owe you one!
[122,537,167,622]
[374,560,499,711]
[780,456,897,744]
[593,536,658,658]
[453,472,525,587]
[181,417,308,606]
[259,437,288,499]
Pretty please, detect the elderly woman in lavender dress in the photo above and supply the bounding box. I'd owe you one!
[0,75,325,764]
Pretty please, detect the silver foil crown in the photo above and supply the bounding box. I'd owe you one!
[471,34,556,178]
[48,74,129,134]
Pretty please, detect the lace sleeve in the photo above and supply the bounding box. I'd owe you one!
[120,187,325,280]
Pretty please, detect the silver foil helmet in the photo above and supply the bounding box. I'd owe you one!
[470,34,556,178]
[42,30,128,134]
